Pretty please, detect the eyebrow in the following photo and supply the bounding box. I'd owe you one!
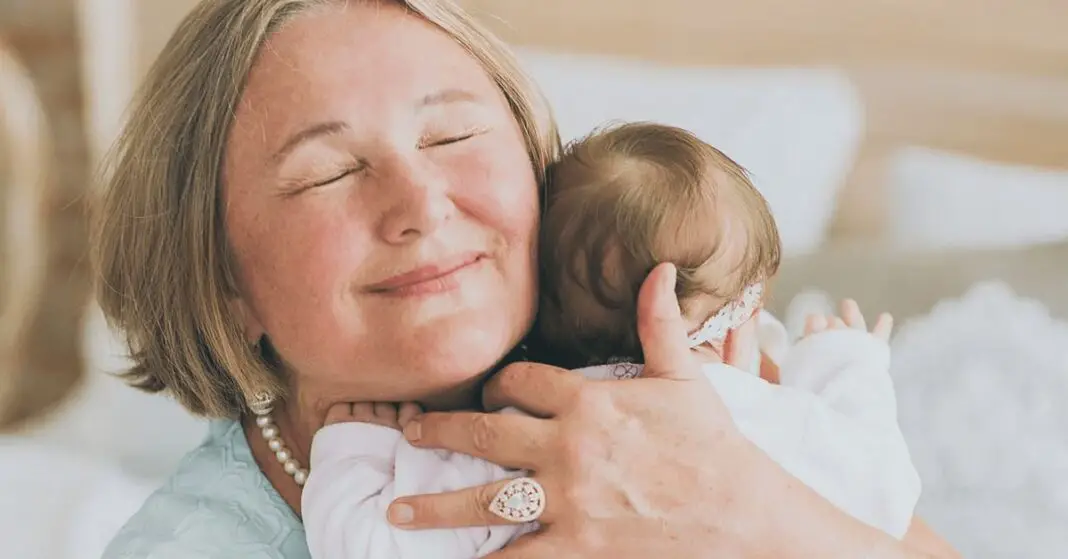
[271,121,350,164]
[417,88,480,109]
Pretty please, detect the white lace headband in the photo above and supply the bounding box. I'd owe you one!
[687,282,764,347]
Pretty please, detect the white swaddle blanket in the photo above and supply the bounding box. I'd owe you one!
[301,314,920,559]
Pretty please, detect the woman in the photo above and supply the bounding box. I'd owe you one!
[91,0,958,557]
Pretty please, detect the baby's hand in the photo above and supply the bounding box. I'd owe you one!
[804,298,893,342]
[323,401,423,431]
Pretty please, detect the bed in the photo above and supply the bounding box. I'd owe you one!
[3,0,1068,557]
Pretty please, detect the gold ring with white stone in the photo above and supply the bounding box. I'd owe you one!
[488,477,546,523]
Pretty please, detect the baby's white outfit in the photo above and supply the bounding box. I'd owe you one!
[301,315,921,559]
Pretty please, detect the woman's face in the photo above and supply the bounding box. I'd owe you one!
[224,3,539,406]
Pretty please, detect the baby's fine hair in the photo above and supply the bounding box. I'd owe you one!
[536,122,781,366]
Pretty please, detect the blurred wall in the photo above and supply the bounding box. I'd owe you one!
[1,0,91,429]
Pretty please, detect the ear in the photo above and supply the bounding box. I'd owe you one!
[229,297,265,344]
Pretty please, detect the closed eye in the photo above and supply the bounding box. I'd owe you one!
[419,127,488,149]
[434,133,474,146]
[300,162,366,192]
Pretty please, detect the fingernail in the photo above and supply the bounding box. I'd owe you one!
[403,418,421,442]
[388,502,414,525]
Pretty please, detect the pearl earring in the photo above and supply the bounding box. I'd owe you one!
[248,391,275,416]
[247,391,309,487]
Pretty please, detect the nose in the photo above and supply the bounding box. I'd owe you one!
[375,155,456,245]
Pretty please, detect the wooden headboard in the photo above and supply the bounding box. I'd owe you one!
[458,0,1068,238]
[0,3,92,431]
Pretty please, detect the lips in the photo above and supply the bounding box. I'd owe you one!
[364,252,485,295]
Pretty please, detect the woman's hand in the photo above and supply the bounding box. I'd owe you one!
[386,263,943,558]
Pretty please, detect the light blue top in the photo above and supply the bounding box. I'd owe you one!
[102,421,311,558]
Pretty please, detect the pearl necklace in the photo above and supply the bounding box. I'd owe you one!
[252,407,308,487]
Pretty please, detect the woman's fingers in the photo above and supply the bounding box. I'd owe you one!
[389,479,509,529]
[403,410,552,470]
[397,402,423,428]
[389,477,557,529]
[482,361,583,416]
[636,263,699,380]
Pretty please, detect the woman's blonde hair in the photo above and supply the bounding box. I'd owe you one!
[90,0,559,418]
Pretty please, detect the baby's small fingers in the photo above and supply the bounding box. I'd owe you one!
[324,402,357,426]
[398,402,424,427]
[828,315,847,329]
[374,402,399,423]
[350,402,378,422]
[805,314,828,336]
[872,313,894,341]
[840,299,866,331]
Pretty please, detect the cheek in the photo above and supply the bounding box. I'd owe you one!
[452,138,540,249]
[228,193,367,323]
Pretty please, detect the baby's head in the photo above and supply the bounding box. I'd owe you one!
[537,122,781,367]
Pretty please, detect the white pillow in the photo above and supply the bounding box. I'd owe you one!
[515,49,864,256]
[25,303,208,479]
[888,147,1068,250]
[890,282,1068,557]
[0,440,156,559]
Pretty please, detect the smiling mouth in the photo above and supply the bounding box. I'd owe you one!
[365,253,486,297]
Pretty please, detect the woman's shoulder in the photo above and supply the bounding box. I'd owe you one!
[102,420,309,559]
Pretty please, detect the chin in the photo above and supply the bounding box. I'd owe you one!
[414,316,520,378]
[354,308,524,403]
[349,265,536,403]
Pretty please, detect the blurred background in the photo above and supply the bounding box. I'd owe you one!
[2,0,1066,557]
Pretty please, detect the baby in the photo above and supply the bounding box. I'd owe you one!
[301,123,921,559]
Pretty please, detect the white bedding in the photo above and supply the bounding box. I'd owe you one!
[789,283,1068,558]
[891,282,1068,558]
